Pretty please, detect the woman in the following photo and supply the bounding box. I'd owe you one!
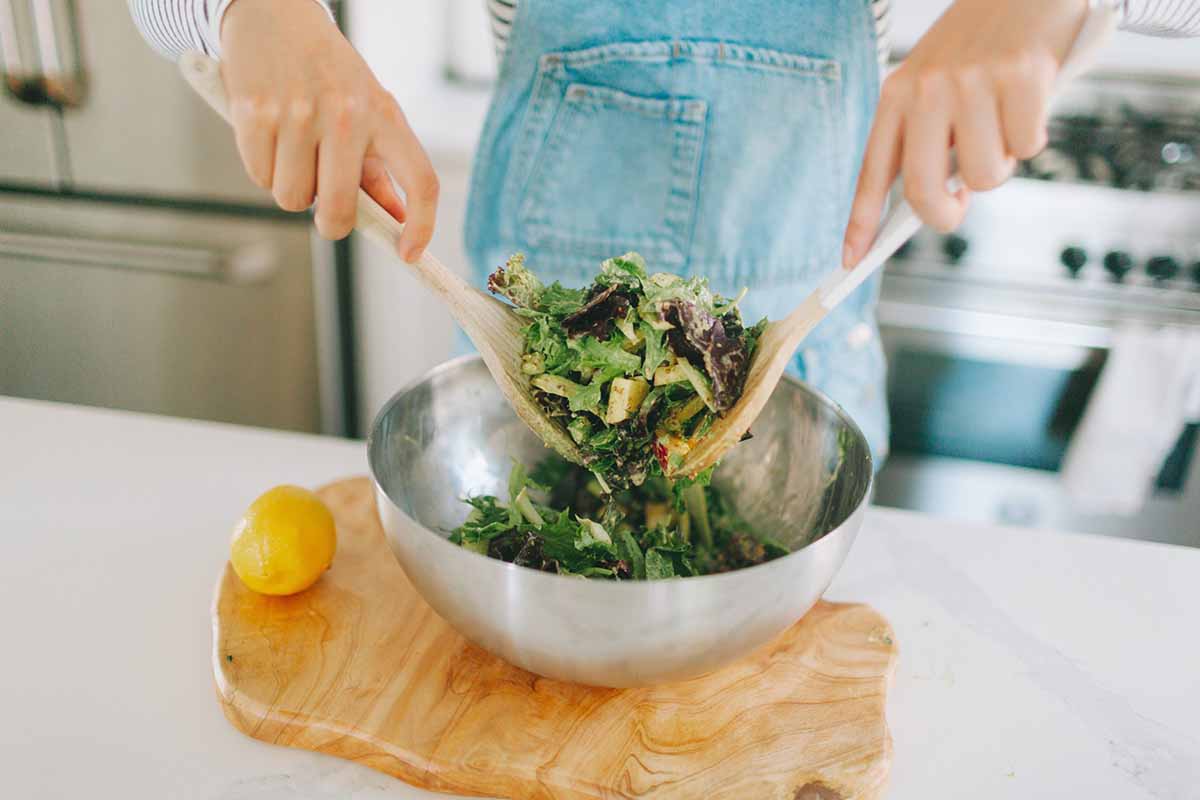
[130,0,1197,461]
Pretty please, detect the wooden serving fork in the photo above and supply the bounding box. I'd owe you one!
[673,2,1119,479]
[179,52,584,465]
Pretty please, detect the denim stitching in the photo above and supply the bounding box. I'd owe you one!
[517,89,578,228]
[501,57,560,241]
[548,39,841,80]
[559,83,705,122]
[665,104,707,257]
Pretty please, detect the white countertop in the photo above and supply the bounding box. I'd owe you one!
[2,396,1198,799]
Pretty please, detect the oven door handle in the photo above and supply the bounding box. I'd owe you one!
[877,300,1113,349]
[0,230,280,284]
[876,299,1115,370]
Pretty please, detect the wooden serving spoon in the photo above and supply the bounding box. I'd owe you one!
[179,52,584,466]
[674,3,1119,479]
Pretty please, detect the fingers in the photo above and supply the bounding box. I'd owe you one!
[843,101,903,268]
[998,53,1054,160]
[225,85,434,254]
[230,98,277,189]
[952,73,1015,191]
[361,157,407,224]
[371,100,439,263]
[271,103,319,212]
[902,75,967,233]
[314,117,368,240]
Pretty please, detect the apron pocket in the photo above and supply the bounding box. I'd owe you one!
[501,39,845,288]
[514,81,707,274]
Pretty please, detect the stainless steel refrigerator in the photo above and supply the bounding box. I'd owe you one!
[0,1,352,435]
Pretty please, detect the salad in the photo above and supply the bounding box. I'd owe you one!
[449,458,788,580]
[488,252,766,490]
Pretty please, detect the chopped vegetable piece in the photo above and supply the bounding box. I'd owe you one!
[605,376,650,424]
[674,360,717,412]
[653,363,691,386]
[663,394,708,431]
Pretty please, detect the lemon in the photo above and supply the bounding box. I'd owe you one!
[230,485,336,596]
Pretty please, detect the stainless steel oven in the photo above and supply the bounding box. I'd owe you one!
[872,75,1200,546]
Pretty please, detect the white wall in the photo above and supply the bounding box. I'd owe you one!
[347,0,491,431]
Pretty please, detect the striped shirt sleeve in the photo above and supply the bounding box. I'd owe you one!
[1121,0,1200,36]
[127,0,334,61]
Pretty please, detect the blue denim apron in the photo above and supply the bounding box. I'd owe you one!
[463,0,888,461]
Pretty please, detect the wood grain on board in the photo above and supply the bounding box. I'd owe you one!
[213,477,897,799]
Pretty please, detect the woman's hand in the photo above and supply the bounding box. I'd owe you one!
[220,0,438,261]
[842,0,1088,268]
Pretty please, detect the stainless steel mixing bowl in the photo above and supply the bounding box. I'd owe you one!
[368,355,872,687]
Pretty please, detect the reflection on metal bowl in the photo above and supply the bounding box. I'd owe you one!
[368,355,873,687]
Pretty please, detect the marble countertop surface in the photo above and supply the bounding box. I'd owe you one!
[2,396,1197,799]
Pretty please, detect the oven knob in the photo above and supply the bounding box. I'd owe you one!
[942,234,969,264]
[1060,246,1088,277]
[1146,255,1180,281]
[1103,250,1133,282]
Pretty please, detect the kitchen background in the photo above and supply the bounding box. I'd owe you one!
[2,1,1197,545]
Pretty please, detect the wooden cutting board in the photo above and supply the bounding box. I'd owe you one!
[213,478,898,800]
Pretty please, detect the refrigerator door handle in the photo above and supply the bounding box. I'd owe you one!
[29,0,86,107]
[0,0,36,100]
[0,0,84,107]
[0,229,281,284]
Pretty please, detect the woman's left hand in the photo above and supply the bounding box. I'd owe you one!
[842,0,1089,267]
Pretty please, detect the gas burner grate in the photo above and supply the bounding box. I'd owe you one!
[1022,105,1200,193]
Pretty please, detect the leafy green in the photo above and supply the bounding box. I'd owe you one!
[567,334,642,374]
[568,369,617,416]
[450,457,787,581]
[643,548,673,579]
[640,321,669,380]
[614,528,646,580]
[641,272,719,318]
[487,253,543,309]
[450,495,513,548]
[522,315,573,375]
[595,252,648,289]
[486,250,764,491]
[540,283,586,315]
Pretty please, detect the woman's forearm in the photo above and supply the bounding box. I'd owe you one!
[1121,0,1200,36]
[127,0,333,60]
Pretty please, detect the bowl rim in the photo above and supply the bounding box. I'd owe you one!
[366,353,873,589]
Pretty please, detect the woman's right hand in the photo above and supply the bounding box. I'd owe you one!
[220,0,438,261]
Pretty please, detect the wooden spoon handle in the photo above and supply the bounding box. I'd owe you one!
[801,2,1119,322]
[178,51,465,300]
